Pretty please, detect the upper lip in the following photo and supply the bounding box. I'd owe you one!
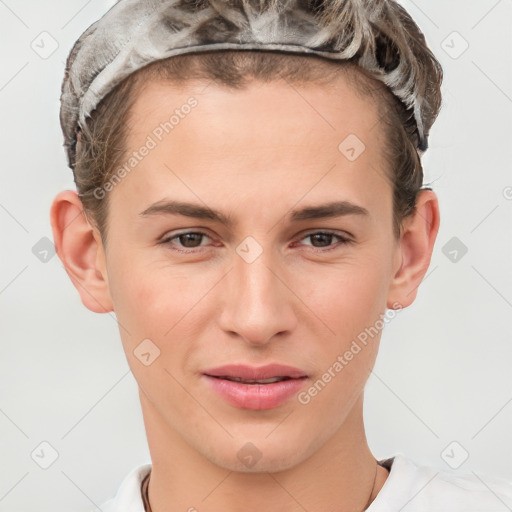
[203,364,308,380]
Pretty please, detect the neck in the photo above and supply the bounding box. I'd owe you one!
[139,390,388,512]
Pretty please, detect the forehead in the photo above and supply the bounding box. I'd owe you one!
[125,72,385,162]
[110,74,391,227]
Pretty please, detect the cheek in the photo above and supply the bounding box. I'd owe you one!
[106,264,196,388]
[302,255,391,342]
[296,264,389,417]
[110,269,178,332]
[107,253,217,345]
[104,247,166,342]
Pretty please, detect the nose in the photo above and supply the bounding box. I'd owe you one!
[217,246,298,347]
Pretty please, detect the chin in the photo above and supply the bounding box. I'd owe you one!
[199,434,318,474]
[222,450,306,474]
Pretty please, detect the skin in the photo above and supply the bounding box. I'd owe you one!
[51,73,439,511]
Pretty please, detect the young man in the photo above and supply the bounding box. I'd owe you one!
[51,0,512,510]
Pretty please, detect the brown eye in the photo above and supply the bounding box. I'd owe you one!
[308,233,336,248]
[297,231,353,252]
[176,232,204,248]
[160,231,212,252]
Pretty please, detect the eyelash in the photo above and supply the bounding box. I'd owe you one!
[159,230,354,254]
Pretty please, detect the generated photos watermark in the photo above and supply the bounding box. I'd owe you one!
[297,301,403,405]
[93,96,198,200]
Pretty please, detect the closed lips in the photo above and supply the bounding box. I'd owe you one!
[202,364,309,410]
[202,364,308,382]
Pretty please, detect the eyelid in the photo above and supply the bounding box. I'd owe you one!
[159,229,213,246]
[291,229,354,250]
[297,228,354,241]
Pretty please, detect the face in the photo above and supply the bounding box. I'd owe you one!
[99,74,403,472]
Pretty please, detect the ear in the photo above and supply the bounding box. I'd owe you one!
[386,189,440,309]
[50,190,113,313]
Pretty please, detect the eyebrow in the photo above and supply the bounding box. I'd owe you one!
[139,199,369,226]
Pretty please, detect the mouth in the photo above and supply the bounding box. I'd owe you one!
[202,363,308,381]
[202,364,309,410]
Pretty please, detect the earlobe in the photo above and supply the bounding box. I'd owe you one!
[386,189,440,309]
[50,190,114,313]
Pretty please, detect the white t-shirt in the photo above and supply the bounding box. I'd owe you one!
[99,454,512,512]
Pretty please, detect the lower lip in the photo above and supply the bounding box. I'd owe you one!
[203,375,308,410]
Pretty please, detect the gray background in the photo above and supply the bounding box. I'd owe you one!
[1,1,511,511]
